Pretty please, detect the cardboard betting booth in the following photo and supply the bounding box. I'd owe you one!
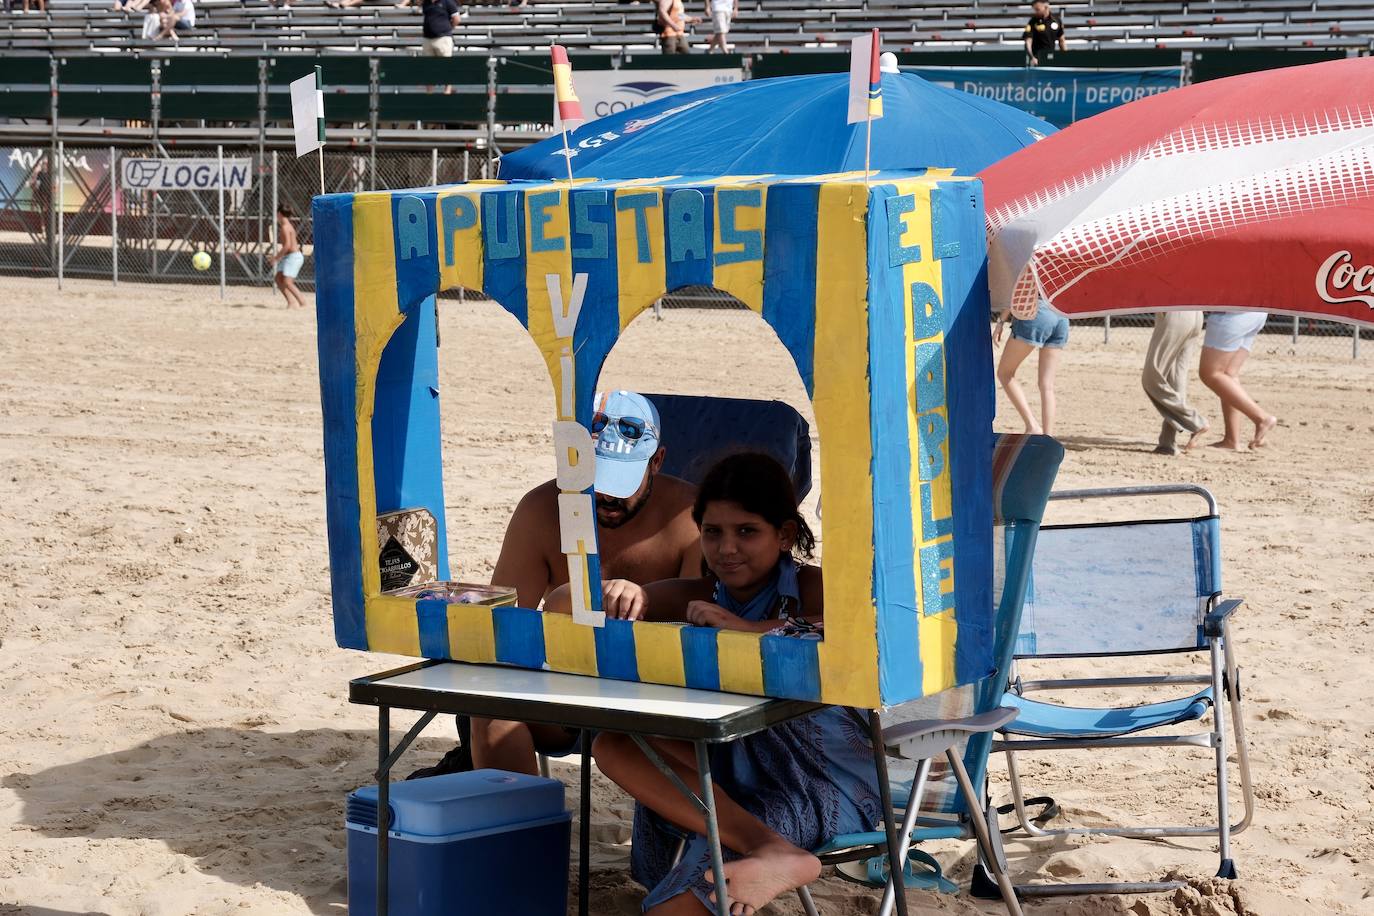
[313,172,995,709]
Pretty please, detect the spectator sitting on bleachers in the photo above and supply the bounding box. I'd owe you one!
[141,0,169,38]
[21,0,47,11]
[656,0,698,53]
[113,0,151,13]
[1023,0,1065,66]
[157,0,194,39]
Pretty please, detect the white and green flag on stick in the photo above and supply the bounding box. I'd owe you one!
[290,66,325,158]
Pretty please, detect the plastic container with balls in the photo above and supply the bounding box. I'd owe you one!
[384,581,518,608]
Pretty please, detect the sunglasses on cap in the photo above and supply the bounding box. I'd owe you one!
[592,412,656,441]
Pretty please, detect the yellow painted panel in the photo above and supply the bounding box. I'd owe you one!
[632,622,687,687]
[436,188,486,293]
[812,182,879,709]
[524,188,577,419]
[543,613,600,676]
[352,193,408,653]
[716,630,765,696]
[614,186,666,330]
[711,183,767,313]
[449,604,497,663]
[364,595,422,657]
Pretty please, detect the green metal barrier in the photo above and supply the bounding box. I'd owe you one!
[57,57,151,120]
[161,57,261,122]
[0,57,52,120]
[377,57,487,124]
[1191,48,1346,82]
[267,56,371,122]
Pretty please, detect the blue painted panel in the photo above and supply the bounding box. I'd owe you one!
[416,598,452,658]
[482,190,529,327]
[393,192,440,313]
[570,187,620,428]
[760,635,821,701]
[313,194,367,650]
[866,185,922,704]
[594,618,640,681]
[937,179,995,686]
[663,187,714,292]
[762,184,818,398]
[681,627,720,691]
[493,605,547,668]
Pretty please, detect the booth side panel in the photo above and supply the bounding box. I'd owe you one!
[315,194,368,651]
[935,180,996,687]
[812,183,880,709]
[864,184,923,704]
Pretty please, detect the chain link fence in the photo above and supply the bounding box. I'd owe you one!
[0,142,486,295]
[1,140,1368,357]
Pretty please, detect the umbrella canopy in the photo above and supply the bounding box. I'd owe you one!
[498,70,1055,180]
[982,56,1374,328]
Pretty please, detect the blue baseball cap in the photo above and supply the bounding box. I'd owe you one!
[592,390,661,499]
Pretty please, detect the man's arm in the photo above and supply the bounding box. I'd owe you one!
[490,487,557,608]
[448,0,461,26]
[1057,18,1066,51]
[1023,23,1035,64]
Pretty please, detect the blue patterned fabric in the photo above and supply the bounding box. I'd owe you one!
[632,556,883,911]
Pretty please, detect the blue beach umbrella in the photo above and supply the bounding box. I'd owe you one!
[498,70,1055,181]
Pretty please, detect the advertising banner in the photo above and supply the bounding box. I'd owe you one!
[1,147,114,214]
[909,66,1183,127]
[566,68,743,123]
[120,157,254,191]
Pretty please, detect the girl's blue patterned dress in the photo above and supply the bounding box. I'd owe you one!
[631,556,884,911]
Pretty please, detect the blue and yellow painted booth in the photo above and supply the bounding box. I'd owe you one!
[313,171,994,709]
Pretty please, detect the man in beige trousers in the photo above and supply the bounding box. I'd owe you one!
[1142,310,1209,454]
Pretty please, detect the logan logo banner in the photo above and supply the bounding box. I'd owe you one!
[565,68,742,121]
[120,158,254,192]
[909,66,1182,127]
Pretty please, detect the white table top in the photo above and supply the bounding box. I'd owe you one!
[372,662,777,722]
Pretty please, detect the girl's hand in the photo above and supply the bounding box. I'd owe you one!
[602,579,647,620]
[685,600,736,629]
[993,316,1006,346]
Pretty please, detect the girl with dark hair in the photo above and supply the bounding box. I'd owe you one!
[551,452,881,916]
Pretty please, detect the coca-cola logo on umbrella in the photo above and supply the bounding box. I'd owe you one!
[1316,250,1374,310]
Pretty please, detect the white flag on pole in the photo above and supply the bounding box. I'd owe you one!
[290,70,324,158]
[847,32,876,125]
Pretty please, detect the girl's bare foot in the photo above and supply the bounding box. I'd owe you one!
[1208,438,1243,451]
[707,840,820,915]
[1251,415,1277,448]
[1024,423,1043,435]
[1184,423,1210,451]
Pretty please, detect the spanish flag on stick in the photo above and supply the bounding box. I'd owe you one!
[847,29,884,183]
[551,44,584,181]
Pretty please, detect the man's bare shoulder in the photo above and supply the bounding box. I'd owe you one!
[653,474,698,512]
[512,479,562,518]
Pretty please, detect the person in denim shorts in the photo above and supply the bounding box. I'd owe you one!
[994,304,1069,435]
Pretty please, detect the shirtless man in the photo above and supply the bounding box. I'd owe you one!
[411,390,700,778]
[269,206,308,309]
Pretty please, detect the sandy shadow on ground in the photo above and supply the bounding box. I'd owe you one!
[2,727,385,915]
[1,908,114,916]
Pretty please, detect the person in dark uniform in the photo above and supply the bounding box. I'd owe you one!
[1023,0,1066,66]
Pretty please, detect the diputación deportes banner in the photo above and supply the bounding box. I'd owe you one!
[908,66,1183,127]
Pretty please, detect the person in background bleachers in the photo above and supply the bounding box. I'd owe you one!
[140,0,169,38]
[112,0,150,13]
[22,0,46,10]
[656,0,698,53]
[418,0,461,55]
[1022,0,1065,66]
[704,0,735,52]
[154,0,194,39]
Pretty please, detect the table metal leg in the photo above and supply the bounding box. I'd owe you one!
[377,705,390,916]
[693,741,731,916]
[867,709,910,916]
[579,729,591,916]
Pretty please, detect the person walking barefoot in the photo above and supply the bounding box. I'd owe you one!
[1198,311,1277,450]
[268,206,308,309]
[995,304,1068,435]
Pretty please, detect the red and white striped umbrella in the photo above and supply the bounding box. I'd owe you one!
[981,56,1374,328]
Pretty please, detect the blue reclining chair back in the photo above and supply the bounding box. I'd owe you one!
[886,433,1064,822]
[1017,502,1221,659]
[642,393,813,501]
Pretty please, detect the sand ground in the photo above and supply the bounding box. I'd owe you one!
[1,277,1372,916]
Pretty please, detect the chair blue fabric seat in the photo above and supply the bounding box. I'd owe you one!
[1001,688,1213,740]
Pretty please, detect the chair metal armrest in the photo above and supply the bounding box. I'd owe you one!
[1203,597,1243,638]
[882,707,1018,752]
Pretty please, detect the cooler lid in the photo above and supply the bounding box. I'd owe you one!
[349,769,566,838]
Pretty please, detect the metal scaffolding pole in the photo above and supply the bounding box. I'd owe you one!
[110,146,119,287]
[217,144,227,300]
[56,140,64,290]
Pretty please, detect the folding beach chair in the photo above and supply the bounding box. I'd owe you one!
[993,484,1255,896]
[790,433,1065,916]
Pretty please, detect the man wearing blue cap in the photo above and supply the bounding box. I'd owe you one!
[412,390,701,778]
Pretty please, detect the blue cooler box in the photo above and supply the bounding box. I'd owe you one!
[347,769,571,916]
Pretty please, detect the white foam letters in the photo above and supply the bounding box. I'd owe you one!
[557,492,598,555]
[546,272,590,339]
[553,421,596,491]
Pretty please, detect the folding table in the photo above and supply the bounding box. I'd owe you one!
[350,659,915,916]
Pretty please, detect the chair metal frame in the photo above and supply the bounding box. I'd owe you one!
[992,483,1255,896]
